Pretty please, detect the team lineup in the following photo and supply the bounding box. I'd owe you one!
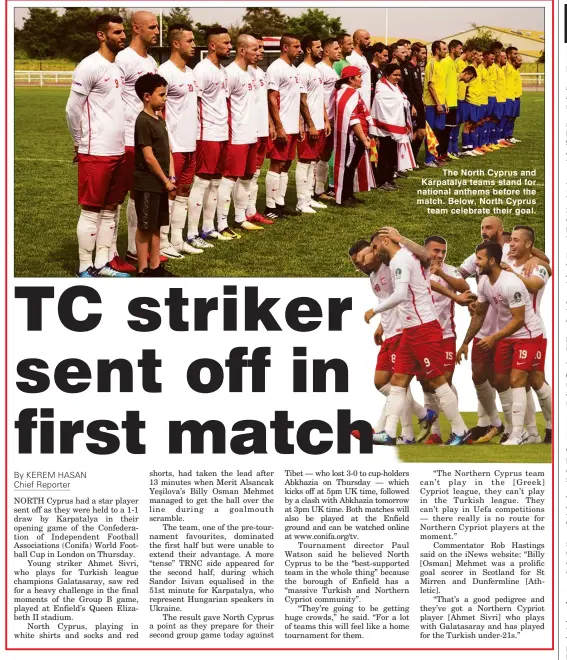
[64,12,527,277]
[349,216,551,447]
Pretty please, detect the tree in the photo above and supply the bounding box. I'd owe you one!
[193,22,225,46]
[240,7,289,36]
[286,9,344,39]
[19,8,62,59]
[57,8,106,62]
[465,24,496,52]
[163,7,193,34]
[538,50,545,63]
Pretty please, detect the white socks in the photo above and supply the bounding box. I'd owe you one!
[160,199,174,249]
[188,176,210,239]
[307,162,316,203]
[276,172,288,205]
[246,169,261,217]
[475,380,501,427]
[315,160,329,195]
[435,383,466,436]
[126,197,137,254]
[202,179,220,234]
[511,387,527,437]
[534,382,552,429]
[234,178,252,224]
[384,385,407,438]
[170,195,188,246]
[498,388,513,434]
[94,209,116,269]
[217,178,236,232]
[110,205,121,259]
[524,388,538,436]
[295,161,310,208]
[265,171,280,209]
[76,209,100,272]
[375,384,391,433]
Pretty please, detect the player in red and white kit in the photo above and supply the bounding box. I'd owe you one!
[243,35,276,225]
[265,34,304,219]
[216,35,263,236]
[157,24,202,257]
[296,36,331,214]
[424,235,470,443]
[315,38,341,200]
[506,225,552,443]
[65,13,129,278]
[366,227,468,446]
[115,11,159,268]
[349,240,431,444]
[187,27,232,246]
[457,241,545,445]
[458,216,549,444]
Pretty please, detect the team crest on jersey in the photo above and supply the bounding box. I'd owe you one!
[395,268,402,279]
[513,291,522,303]
[381,277,387,285]
[188,85,193,91]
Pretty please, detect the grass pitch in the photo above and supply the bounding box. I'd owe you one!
[397,412,550,463]
[14,88,544,278]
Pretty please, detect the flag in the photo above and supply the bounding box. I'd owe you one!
[425,121,439,159]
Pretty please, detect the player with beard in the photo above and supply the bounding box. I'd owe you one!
[66,14,129,277]
[346,30,372,109]
[265,34,304,219]
[457,242,545,445]
[407,43,427,161]
[370,42,389,105]
[157,24,202,256]
[296,36,331,214]
[334,33,354,78]
[187,28,232,246]
[365,227,468,446]
[505,226,552,443]
[423,40,448,167]
[216,35,263,236]
[243,35,276,225]
[314,38,341,201]
[442,40,463,159]
[349,240,433,444]
[116,11,159,268]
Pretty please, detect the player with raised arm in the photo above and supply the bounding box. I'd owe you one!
[365,227,468,446]
[456,242,545,445]
[349,240,433,444]
[314,38,341,201]
[217,34,263,235]
[265,34,304,219]
[505,225,552,443]
[188,27,232,246]
[115,11,159,268]
[66,14,129,278]
[157,24,202,256]
[296,35,331,214]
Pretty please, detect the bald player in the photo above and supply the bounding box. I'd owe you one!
[217,34,263,234]
[347,29,372,108]
[116,11,159,268]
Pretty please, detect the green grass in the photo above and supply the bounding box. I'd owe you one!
[15,58,77,70]
[14,88,544,277]
[397,412,550,463]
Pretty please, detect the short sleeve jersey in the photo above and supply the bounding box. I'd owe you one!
[509,261,549,338]
[193,58,229,142]
[504,62,516,99]
[431,263,462,339]
[423,57,447,106]
[225,62,257,145]
[370,265,403,340]
[476,270,544,339]
[157,59,199,153]
[494,65,507,102]
[442,56,459,108]
[133,111,170,193]
[316,61,339,123]
[115,47,158,147]
[456,57,469,102]
[70,52,124,156]
[297,62,325,131]
[346,51,372,108]
[389,248,438,329]
[266,58,302,135]
[249,66,269,138]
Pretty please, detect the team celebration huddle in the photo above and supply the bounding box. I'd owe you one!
[65,11,526,277]
[350,216,551,447]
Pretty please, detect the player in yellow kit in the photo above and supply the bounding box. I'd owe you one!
[455,42,474,156]
[503,45,519,144]
[443,39,462,159]
[477,50,495,152]
[423,40,448,166]
[508,54,523,143]
[493,50,510,147]
[461,49,485,156]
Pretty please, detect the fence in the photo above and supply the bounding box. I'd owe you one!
[14,70,546,91]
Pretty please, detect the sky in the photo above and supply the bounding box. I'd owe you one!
[14,6,544,42]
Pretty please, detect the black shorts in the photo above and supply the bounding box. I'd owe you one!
[446,108,458,126]
[134,190,169,233]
